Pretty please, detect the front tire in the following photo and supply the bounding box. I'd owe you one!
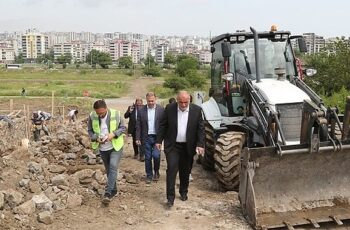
[214,131,245,191]
[199,122,215,170]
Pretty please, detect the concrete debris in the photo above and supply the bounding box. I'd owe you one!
[37,211,53,225]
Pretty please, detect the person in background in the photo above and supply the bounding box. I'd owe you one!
[136,92,164,184]
[31,110,52,141]
[87,99,126,204]
[21,88,26,97]
[0,115,14,128]
[124,98,144,160]
[68,109,79,123]
[168,97,176,104]
[156,91,205,208]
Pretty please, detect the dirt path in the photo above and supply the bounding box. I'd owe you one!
[48,149,250,230]
[105,77,164,111]
[43,77,252,230]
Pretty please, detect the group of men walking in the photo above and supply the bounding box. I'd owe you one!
[88,91,205,207]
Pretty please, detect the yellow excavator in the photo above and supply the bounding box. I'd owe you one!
[199,26,350,229]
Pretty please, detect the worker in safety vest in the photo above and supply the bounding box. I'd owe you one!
[87,99,126,204]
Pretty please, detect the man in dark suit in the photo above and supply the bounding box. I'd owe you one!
[124,98,143,160]
[136,92,165,184]
[156,91,205,208]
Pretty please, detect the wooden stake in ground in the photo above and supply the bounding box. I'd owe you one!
[51,91,54,116]
[10,99,13,113]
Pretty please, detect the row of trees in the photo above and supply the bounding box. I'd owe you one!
[302,39,350,110]
[163,54,207,91]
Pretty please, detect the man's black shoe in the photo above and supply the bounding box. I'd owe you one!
[153,171,160,181]
[166,200,174,208]
[102,193,112,204]
[139,155,145,162]
[111,190,118,197]
[180,194,188,201]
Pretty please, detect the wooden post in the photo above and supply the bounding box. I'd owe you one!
[23,104,28,139]
[10,99,13,113]
[27,105,30,139]
[51,91,54,116]
[62,106,65,121]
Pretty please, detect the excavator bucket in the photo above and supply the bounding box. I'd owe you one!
[239,144,350,229]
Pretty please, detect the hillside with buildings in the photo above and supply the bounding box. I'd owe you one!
[1,28,344,65]
[0,29,212,65]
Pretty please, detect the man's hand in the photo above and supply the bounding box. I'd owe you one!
[106,133,115,141]
[136,140,141,146]
[155,143,162,150]
[97,137,105,143]
[196,147,205,156]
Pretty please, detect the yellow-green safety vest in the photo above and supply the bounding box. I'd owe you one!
[90,109,124,151]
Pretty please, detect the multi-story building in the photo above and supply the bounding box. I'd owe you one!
[53,41,86,63]
[80,31,95,43]
[155,44,168,63]
[131,43,140,64]
[109,39,141,63]
[92,42,109,53]
[22,30,48,61]
[198,50,211,64]
[0,46,15,63]
[303,33,325,54]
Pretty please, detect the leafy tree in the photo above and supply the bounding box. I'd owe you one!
[185,69,206,88]
[37,50,54,64]
[86,49,112,69]
[144,53,156,67]
[175,55,199,77]
[163,77,189,91]
[118,56,133,69]
[57,53,72,69]
[304,39,350,96]
[14,53,24,63]
[86,49,99,68]
[143,66,161,77]
[98,52,112,69]
[164,52,176,68]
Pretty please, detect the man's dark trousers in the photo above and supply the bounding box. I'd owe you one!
[165,142,191,202]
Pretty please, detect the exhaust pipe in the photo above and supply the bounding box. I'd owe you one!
[250,27,261,83]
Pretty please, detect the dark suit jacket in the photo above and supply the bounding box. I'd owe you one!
[136,104,164,144]
[156,102,205,156]
[124,105,138,134]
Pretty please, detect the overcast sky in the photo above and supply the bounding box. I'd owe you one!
[0,0,348,38]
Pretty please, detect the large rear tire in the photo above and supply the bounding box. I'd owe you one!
[199,122,215,170]
[214,131,245,191]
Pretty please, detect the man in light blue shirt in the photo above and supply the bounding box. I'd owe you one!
[136,92,165,184]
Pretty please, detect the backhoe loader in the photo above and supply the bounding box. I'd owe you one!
[200,26,350,229]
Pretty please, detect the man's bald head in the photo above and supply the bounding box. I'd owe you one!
[177,91,191,111]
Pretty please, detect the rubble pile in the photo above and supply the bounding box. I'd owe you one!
[0,117,27,153]
[0,120,135,228]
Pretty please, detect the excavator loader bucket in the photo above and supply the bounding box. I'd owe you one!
[239,144,350,229]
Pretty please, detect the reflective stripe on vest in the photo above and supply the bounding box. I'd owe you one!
[90,109,124,151]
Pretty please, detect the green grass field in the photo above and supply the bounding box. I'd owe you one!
[0,68,138,98]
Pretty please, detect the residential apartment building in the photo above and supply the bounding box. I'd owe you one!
[303,33,325,54]
[0,46,15,63]
[22,31,48,60]
[131,43,140,64]
[53,42,86,63]
[198,50,211,64]
[155,44,168,63]
[109,40,140,63]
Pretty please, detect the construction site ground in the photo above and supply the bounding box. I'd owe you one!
[1,77,349,230]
